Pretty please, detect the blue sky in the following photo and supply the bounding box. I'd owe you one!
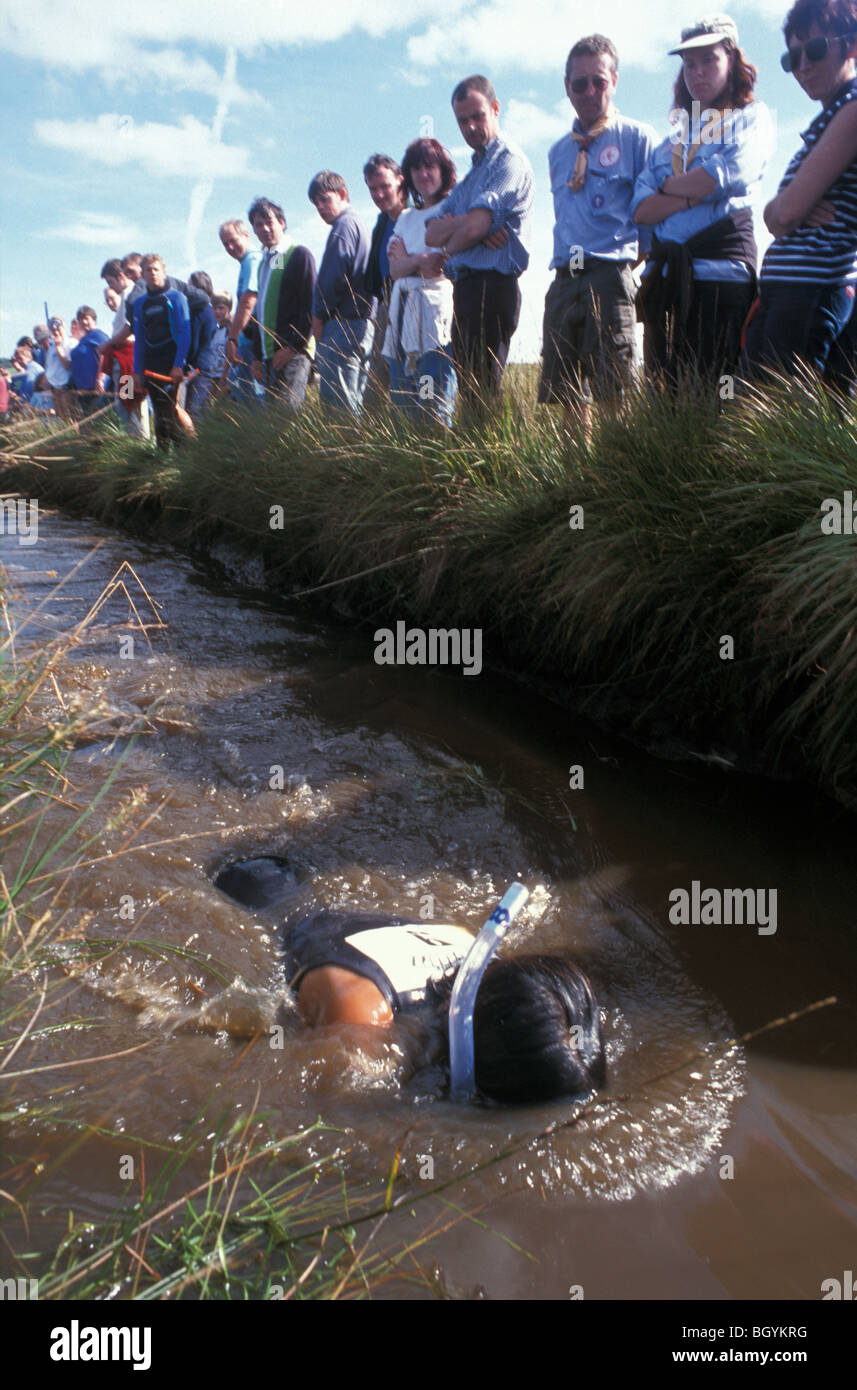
[0,0,826,360]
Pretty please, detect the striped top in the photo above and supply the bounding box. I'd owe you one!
[761,78,857,285]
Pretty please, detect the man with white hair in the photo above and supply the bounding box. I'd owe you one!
[219,218,264,401]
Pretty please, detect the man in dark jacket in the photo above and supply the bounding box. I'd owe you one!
[364,154,409,400]
[248,196,317,410]
[308,170,375,415]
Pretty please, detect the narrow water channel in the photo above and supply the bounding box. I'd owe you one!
[3,509,856,1299]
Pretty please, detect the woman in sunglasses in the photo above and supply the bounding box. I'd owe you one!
[632,15,771,383]
[744,0,857,387]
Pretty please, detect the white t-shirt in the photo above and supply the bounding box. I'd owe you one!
[286,910,475,1011]
[113,287,131,338]
[44,339,74,387]
[382,204,453,362]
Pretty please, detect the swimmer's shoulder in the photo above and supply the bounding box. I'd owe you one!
[284,912,475,1009]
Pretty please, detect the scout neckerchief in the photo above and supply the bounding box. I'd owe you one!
[567,106,618,191]
[671,110,722,175]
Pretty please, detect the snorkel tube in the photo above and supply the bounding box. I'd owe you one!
[448,882,530,1103]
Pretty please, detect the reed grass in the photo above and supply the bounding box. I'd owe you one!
[2,366,856,806]
[0,574,508,1299]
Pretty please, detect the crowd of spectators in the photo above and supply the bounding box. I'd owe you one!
[6,4,857,447]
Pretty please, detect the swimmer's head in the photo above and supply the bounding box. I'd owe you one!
[442,955,606,1105]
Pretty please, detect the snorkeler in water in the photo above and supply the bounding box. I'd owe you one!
[215,860,605,1106]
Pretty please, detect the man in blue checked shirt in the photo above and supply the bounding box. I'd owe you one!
[426,74,534,404]
[539,35,657,437]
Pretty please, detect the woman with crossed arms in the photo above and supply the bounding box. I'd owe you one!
[632,14,772,384]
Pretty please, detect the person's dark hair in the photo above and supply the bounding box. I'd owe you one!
[672,38,757,113]
[189,270,214,296]
[784,0,857,43]
[16,336,35,351]
[308,170,349,204]
[363,153,403,181]
[400,138,457,205]
[452,74,497,107]
[565,34,619,81]
[431,954,606,1104]
[75,305,97,321]
[100,258,124,280]
[122,253,143,272]
[248,196,287,230]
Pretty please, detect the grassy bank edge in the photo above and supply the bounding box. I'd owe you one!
[3,371,856,811]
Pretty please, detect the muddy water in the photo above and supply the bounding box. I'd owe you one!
[2,510,856,1300]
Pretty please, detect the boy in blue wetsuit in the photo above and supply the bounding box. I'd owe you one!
[132,254,191,449]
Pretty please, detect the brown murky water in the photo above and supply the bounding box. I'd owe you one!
[2,510,856,1299]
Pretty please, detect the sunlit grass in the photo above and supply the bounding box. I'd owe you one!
[2,365,856,807]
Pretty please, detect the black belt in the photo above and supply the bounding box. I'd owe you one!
[455,267,517,281]
[555,258,629,279]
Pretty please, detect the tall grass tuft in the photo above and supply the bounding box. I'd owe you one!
[3,368,856,805]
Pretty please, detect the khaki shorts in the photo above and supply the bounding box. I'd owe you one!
[538,260,638,405]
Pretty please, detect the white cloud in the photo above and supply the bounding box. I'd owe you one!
[114,49,264,109]
[395,66,432,88]
[34,114,249,180]
[0,1,467,72]
[504,98,569,148]
[406,0,700,74]
[41,212,141,247]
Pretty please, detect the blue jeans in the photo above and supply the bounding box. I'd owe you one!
[263,353,311,411]
[316,317,373,415]
[387,350,458,427]
[186,373,217,417]
[744,281,856,379]
[229,357,264,403]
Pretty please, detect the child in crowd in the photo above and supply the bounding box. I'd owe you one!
[186,270,220,417]
[132,254,191,450]
[44,316,75,418]
[69,305,108,416]
[211,292,232,392]
[308,170,375,415]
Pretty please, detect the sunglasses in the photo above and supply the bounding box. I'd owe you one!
[780,34,853,72]
[569,75,611,94]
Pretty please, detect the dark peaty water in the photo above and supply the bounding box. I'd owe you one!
[2,510,855,1299]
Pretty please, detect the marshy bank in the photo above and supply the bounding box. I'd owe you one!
[3,371,857,810]
[1,511,856,1300]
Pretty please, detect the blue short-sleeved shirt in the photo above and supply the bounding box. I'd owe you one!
[632,101,773,281]
[235,248,262,362]
[548,114,658,267]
